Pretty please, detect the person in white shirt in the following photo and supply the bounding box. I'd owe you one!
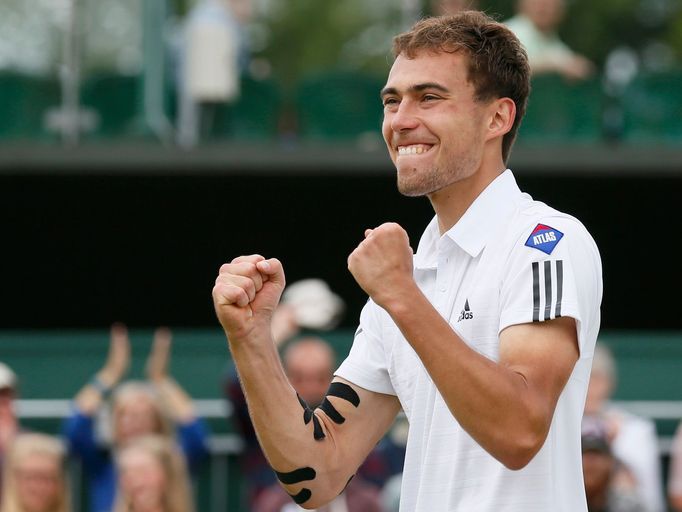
[585,343,666,512]
[504,0,593,80]
[212,11,602,511]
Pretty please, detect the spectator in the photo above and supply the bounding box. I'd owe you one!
[0,363,19,505]
[113,435,194,512]
[63,324,209,512]
[176,0,252,147]
[667,421,682,511]
[1,432,72,512]
[582,414,645,512]
[504,0,593,80]
[585,343,665,512]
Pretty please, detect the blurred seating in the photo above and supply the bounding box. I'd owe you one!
[518,74,604,144]
[621,69,682,144]
[294,70,384,141]
[207,75,282,140]
[0,72,59,140]
[80,73,141,138]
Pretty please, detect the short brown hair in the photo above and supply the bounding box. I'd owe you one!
[392,11,530,162]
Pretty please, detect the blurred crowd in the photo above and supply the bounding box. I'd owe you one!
[2,276,682,512]
[1,0,680,146]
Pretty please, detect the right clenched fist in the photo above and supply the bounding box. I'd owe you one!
[212,255,286,341]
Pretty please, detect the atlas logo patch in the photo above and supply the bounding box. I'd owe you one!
[525,224,564,255]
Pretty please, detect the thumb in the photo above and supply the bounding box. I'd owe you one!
[256,258,286,289]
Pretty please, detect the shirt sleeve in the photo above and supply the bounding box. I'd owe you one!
[334,299,395,396]
[499,216,602,357]
[62,405,108,473]
[177,417,211,472]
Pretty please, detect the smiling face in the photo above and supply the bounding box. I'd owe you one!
[119,448,167,512]
[114,393,162,445]
[381,50,491,198]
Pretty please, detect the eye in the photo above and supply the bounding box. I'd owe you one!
[382,97,399,107]
[422,94,440,102]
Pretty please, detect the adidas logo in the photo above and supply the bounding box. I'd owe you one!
[457,299,473,322]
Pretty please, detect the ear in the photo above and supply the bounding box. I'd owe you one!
[485,97,516,142]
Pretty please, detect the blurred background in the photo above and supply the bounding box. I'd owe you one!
[1,0,682,510]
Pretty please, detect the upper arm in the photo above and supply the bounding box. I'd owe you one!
[499,317,579,423]
[497,215,601,415]
[317,376,401,471]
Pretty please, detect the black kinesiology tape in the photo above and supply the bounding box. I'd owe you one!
[318,382,361,424]
[297,394,325,440]
[275,466,316,505]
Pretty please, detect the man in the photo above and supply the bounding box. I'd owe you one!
[504,0,593,80]
[213,11,602,511]
[585,344,665,512]
[582,415,645,512]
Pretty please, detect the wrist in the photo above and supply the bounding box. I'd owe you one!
[90,375,114,398]
[373,278,419,313]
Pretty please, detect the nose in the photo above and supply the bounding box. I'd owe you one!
[388,100,420,133]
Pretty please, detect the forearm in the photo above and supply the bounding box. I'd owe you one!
[228,334,350,508]
[384,288,548,468]
[153,378,196,423]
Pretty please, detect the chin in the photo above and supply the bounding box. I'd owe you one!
[396,170,442,198]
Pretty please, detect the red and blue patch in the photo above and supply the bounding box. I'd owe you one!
[525,224,564,255]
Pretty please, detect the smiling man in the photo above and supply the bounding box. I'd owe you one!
[213,11,602,511]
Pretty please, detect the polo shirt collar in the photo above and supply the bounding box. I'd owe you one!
[414,170,522,269]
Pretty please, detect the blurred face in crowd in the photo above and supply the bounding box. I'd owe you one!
[119,448,167,512]
[114,394,162,445]
[14,452,63,512]
[284,339,334,408]
[519,0,565,33]
[585,368,613,415]
[0,387,15,420]
[582,449,614,499]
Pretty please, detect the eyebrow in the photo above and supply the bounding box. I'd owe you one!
[380,82,450,98]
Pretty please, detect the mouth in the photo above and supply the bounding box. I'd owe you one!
[396,143,434,157]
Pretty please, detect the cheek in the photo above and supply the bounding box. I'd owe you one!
[382,118,395,147]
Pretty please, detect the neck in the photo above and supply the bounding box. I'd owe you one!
[429,157,506,235]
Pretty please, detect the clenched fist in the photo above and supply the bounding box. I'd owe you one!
[347,222,416,309]
[212,255,286,341]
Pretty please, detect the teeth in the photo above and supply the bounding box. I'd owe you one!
[398,144,430,155]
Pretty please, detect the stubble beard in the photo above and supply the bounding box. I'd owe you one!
[397,164,442,197]
[396,155,477,198]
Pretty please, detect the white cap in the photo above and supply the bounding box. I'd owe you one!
[0,362,17,390]
[281,279,346,330]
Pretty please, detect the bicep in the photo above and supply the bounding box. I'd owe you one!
[499,316,579,415]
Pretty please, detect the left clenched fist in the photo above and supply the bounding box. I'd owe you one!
[347,222,416,308]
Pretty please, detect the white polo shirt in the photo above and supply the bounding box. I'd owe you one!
[336,170,602,511]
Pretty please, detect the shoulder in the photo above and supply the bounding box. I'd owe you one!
[507,199,600,265]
